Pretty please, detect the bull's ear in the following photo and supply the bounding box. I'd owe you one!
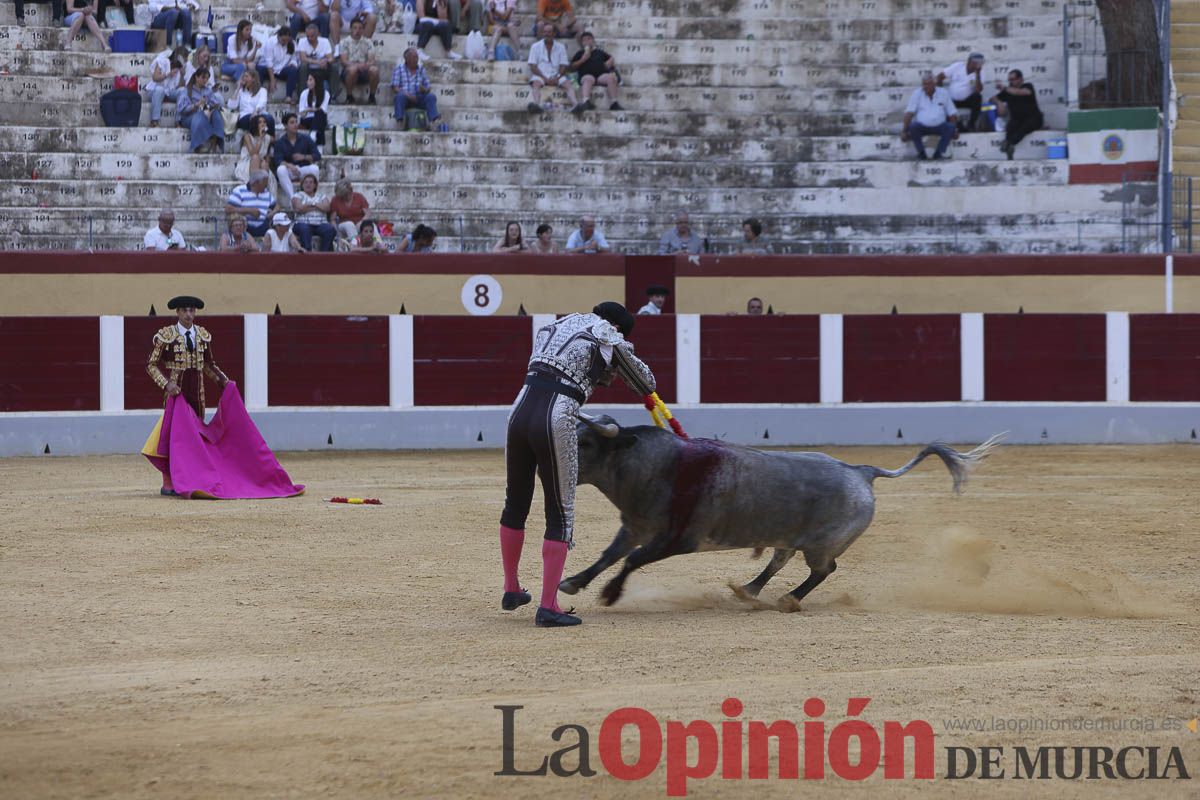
[614,434,639,450]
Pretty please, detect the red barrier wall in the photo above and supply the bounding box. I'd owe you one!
[843,315,961,402]
[700,316,820,403]
[984,314,1106,401]
[124,316,245,410]
[1129,314,1200,401]
[413,316,530,406]
[0,317,99,411]
[590,314,677,404]
[269,316,389,406]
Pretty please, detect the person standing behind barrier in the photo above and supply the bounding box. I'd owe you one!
[493,221,526,252]
[144,208,187,250]
[739,217,771,254]
[657,210,702,254]
[273,112,322,203]
[498,302,656,627]
[564,215,610,254]
[900,72,958,161]
[258,27,301,105]
[146,44,189,128]
[531,223,558,253]
[990,69,1043,160]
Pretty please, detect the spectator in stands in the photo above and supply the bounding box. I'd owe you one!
[273,111,322,202]
[234,114,272,183]
[901,72,958,161]
[415,0,462,60]
[258,27,300,105]
[536,0,578,39]
[527,23,582,114]
[637,284,668,315]
[331,178,369,241]
[492,221,526,252]
[227,69,274,135]
[288,0,330,38]
[392,47,441,127]
[339,18,380,104]
[148,0,197,53]
[225,170,277,237]
[351,220,389,252]
[937,52,984,132]
[143,208,186,250]
[297,22,341,104]
[15,0,64,27]
[62,0,110,52]
[220,214,261,252]
[399,224,437,252]
[570,32,622,111]
[450,0,484,38]
[487,0,520,60]
[98,0,133,27]
[657,210,702,254]
[146,44,189,128]
[739,218,770,254]
[221,20,261,83]
[291,174,336,251]
[183,44,212,88]
[746,297,764,314]
[298,72,330,145]
[265,212,307,252]
[564,215,610,253]
[177,67,225,153]
[332,0,377,43]
[990,68,1043,160]
[531,223,558,253]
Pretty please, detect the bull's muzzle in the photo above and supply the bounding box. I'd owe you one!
[575,412,620,438]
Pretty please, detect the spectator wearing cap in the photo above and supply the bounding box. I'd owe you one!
[273,112,322,203]
[657,210,702,255]
[144,208,186,250]
[637,285,669,315]
[569,32,623,111]
[225,170,277,238]
[564,216,610,254]
[739,218,771,254]
[901,72,958,161]
[937,52,984,132]
[265,212,308,252]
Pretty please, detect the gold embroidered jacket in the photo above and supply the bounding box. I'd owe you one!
[146,325,228,416]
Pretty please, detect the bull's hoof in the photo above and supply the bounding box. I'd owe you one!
[731,582,761,600]
[727,581,774,611]
[558,576,583,595]
[776,595,804,614]
[598,579,624,606]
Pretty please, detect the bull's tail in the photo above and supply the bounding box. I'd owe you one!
[861,433,1006,493]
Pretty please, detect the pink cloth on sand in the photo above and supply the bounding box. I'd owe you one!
[147,382,304,500]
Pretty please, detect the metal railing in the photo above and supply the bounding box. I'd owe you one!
[1063,1,1162,109]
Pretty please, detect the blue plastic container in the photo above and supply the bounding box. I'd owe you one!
[1047,137,1068,159]
[108,28,145,53]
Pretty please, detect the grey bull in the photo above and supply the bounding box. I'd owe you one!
[561,414,1003,611]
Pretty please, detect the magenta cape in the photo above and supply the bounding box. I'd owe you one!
[144,383,305,500]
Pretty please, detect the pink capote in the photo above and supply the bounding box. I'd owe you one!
[146,382,304,500]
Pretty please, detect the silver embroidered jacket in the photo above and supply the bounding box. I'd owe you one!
[528,313,656,400]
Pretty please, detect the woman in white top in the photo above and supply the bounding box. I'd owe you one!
[146,45,189,127]
[221,20,261,84]
[291,174,336,251]
[257,26,300,104]
[264,212,307,252]
[297,72,330,146]
[226,68,275,135]
[234,113,273,183]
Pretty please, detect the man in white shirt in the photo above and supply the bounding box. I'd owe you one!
[296,23,342,103]
[144,209,187,250]
[288,0,330,38]
[564,215,610,253]
[526,22,582,114]
[637,284,668,315]
[937,52,984,131]
[900,72,959,160]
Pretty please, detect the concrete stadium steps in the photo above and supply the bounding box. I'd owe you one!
[5,26,1064,68]
[0,7,1066,39]
[0,150,1071,188]
[1,50,1066,91]
[0,179,1134,215]
[0,126,1065,162]
[1173,3,1200,192]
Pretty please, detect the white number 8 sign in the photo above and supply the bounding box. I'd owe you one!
[461,274,503,316]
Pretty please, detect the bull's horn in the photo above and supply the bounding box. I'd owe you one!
[575,411,620,438]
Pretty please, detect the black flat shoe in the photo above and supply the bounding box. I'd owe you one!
[535,606,581,627]
[159,488,177,496]
[502,589,531,610]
